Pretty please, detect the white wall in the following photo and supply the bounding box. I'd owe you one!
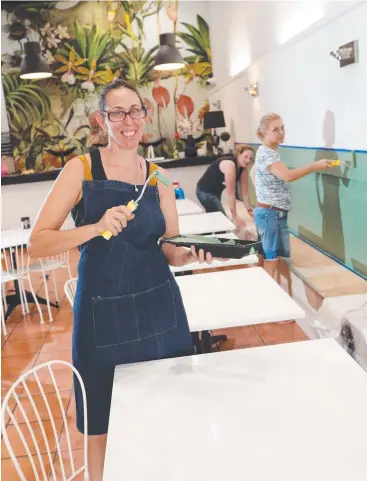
[2,181,55,229]
[209,1,367,149]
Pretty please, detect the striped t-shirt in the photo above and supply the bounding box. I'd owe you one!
[255,145,291,211]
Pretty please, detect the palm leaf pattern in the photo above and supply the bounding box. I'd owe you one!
[2,73,51,133]
[176,14,212,79]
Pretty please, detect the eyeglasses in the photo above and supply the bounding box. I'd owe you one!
[102,106,147,122]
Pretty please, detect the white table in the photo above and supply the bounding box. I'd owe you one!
[1,228,31,249]
[179,212,235,235]
[104,338,367,481]
[176,198,204,216]
[176,267,305,333]
[171,254,258,273]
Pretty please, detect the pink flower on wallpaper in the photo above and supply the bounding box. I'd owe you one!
[152,80,170,108]
[177,95,194,118]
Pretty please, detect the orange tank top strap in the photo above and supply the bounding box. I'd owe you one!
[147,161,159,186]
[78,154,93,181]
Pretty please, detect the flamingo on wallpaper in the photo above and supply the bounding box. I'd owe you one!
[152,78,170,138]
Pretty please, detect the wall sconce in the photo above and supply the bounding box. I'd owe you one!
[245,83,258,97]
[330,40,358,68]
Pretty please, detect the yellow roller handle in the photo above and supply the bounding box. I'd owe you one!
[101,200,137,240]
[330,160,341,166]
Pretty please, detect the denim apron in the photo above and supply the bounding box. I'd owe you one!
[72,159,193,435]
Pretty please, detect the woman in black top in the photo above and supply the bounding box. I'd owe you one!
[196,144,254,228]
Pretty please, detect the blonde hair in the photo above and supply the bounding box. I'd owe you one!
[256,113,281,140]
[236,144,254,156]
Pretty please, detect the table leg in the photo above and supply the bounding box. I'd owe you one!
[191,332,201,354]
[201,330,212,353]
[211,334,227,346]
[4,285,58,321]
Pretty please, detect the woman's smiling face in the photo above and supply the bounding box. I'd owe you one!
[102,87,146,149]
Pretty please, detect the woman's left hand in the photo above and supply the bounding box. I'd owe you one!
[183,246,229,265]
[186,245,213,265]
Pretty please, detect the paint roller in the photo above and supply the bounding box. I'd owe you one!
[101,169,171,240]
[329,159,354,167]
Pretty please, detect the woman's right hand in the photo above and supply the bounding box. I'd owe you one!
[313,159,334,171]
[94,206,135,236]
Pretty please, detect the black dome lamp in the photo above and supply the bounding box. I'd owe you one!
[153,33,185,71]
[20,41,52,80]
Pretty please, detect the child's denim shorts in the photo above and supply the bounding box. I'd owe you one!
[254,206,291,259]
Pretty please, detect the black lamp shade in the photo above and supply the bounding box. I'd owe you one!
[20,42,52,80]
[203,111,226,130]
[153,33,185,71]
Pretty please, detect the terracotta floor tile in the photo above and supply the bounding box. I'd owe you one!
[50,317,74,334]
[1,337,47,358]
[41,331,73,353]
[1,453,53,481]
[1,319,20,343]
[213,326,265,351]
[255,322,308,346]
[9,390,72,425]
[1,418,64,459]
[53,449,86,481]
[8,316,50,342]
[1,354,38,385]
[36,349,73,367]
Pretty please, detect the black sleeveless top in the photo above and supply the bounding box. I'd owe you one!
[197,154,243,198]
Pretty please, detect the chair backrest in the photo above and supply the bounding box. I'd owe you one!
[1,361,89,481]
[64,278,78,308]
[1,243,27,278]
[1,294,6,336]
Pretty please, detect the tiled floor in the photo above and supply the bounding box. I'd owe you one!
[1,249,308,480]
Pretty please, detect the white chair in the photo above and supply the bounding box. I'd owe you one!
[27,252,72,323]
[27,219,73,323]
[1,243,28,316]
[1,294,6,336]
[1,360,89,481]
[64,278,78,308]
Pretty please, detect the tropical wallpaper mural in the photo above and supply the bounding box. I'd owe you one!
[1,1,212,176]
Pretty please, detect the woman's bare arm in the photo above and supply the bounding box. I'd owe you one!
[28,157,100,258]
[157,168,211,267]
[269,158,334,182]
[157,168,187,266]
[239,169,252,211]
[219,160,237,218]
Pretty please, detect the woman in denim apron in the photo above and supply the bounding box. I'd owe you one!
[29,79,213,481]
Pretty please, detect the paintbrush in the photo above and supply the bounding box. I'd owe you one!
[101,170,171,240]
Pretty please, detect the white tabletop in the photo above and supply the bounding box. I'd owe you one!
[171,254,258,273]
[1,228,31,249]
[179,212,235,235]
[176,198,204,216]
[104,338,367,481]
[176,267,305,331]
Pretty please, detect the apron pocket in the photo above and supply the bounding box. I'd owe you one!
[134,279,177,339]
[92,294,137,348]
[92,279,177,348]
